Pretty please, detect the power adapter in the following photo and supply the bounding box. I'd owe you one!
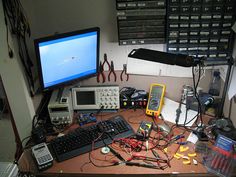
[31,126,46,144]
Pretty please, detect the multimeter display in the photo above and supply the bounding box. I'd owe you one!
[147,85,163,110]
[146,83,165,116]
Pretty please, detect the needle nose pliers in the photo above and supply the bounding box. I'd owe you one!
[102,53,111,71]
[97,61,105,83]
[120,64,129,81]
[108,61,116,82]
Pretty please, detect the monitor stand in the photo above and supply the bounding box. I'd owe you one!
[56,88,64,102]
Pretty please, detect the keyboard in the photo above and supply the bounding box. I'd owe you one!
[50,115,134,162]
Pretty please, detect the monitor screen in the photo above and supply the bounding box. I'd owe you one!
[34,27,100,91]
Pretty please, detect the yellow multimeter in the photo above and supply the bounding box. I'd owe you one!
[146,83,166,116]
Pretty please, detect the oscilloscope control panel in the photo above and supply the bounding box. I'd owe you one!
[72,86,120,110]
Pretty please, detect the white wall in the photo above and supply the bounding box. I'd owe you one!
[23,0,124,70]
[0,1,36,140]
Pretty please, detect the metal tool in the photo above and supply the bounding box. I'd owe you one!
[102,53,111,71]
[97,61,105,83]
[175,91,184,125]
[108,61,117,82]
[120,64,129,81]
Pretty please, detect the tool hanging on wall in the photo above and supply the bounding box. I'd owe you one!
[102,53,111,71]
[108,61,117,82]
[120,64,129,81]
[97,61,106,83]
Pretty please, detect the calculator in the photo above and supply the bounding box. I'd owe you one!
[32,143,53,171]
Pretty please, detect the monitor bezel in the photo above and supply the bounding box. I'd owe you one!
[34,27,100,92]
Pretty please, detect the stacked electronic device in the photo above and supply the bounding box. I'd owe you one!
[166,0,236,60]
[116,0,166,45]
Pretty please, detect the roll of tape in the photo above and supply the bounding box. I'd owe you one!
[101,147,110,154]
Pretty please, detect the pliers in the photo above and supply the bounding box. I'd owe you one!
[102,53,111,71]
[97,61,105,83]
[108,61,117,82]
[120,64,129,81]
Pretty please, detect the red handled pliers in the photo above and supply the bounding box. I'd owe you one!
[102,53,111,71]
[120,64,129,81]
[97,61,105,83]
[108,61,117,82]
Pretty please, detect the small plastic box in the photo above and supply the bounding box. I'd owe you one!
[204,135,236,177]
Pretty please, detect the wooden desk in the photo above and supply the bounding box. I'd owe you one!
[18,109,217,177]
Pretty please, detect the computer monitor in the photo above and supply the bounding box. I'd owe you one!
[34,27,100,92]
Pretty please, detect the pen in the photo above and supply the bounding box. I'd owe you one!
[125,161,159,169]
[108,146,125,162]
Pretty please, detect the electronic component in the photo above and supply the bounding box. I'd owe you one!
[48,88,73,127]
[116,0,166,45]
[167,0,235,61]
[146,83,166,116]
[136,121,152,140]
[31,126,46,144]
[50,115,134,162]
[31,143,53,171]
[120,87,148,109]
[77,113,97,126]
[131,90,147,99]
[72,86,120,110]
[186,92,215,113]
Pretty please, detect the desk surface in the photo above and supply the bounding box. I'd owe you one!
[18,109,217,177]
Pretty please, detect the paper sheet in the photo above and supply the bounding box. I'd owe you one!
[161,98,198,126]
[187,132,199,144]
[228,66,236,100]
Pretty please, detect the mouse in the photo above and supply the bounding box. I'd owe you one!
[153,124,171,135]
[158,124,171,133]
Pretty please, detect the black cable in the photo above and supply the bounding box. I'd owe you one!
[151,112,158,127]
[183,106,188,126]
[228,97,233,120]
[2,0,34,96]
[87,132,118,168]
[21,136,32,150]
[191,64,203,128]
[176,64,204,132]
[119,87,136,100]
[95,105,104,116]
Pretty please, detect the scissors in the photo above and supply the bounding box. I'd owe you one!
[108,61,117,82]
[120,64,129,81]
[97,61,105,83]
